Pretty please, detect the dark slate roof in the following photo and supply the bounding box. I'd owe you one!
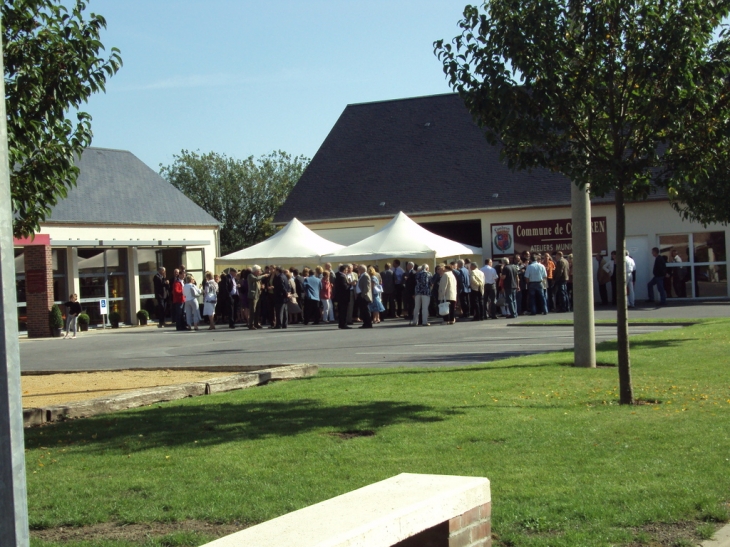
[275,93,665,223]
[46,147,220,226]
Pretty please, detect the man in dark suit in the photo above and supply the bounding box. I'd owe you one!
[647,247,667,305]
[356,265,373,328]
[272,267,290,329]
[218,268,239,329]
[334,264,351,329]
[404,261,417,321]
[153,267,170,327]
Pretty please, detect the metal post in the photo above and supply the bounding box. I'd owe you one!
[571,181,596,368]
[0,20,31,547]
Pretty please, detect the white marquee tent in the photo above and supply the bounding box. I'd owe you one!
[323,211,482,263]
[216,218,344,266]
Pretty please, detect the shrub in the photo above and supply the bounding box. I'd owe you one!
[136,309,149,325]
[77,313,90,326]
[49,304,63,329]
[109,311,121,327]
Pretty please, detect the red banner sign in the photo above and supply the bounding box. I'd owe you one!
[25,270,48,294]
[490,217,608,257]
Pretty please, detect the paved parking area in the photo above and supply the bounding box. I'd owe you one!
[20,300,725,372]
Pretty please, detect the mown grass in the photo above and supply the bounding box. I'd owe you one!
[27,318,730,547]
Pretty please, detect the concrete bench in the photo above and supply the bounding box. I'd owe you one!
[202,473,491,547]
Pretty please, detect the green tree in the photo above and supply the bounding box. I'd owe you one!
[160,150,309,256]
[435,0,730,404]
[4,0,122,237]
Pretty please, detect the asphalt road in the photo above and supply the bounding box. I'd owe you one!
[20,301,725,372]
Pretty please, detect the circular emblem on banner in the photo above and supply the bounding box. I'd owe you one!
[494,229,512,252]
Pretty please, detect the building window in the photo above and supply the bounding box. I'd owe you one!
[52,249,67,304]
[78,248,129,325]
[659,232,727,299]
[183,248,204,285]
[137,249,159,322]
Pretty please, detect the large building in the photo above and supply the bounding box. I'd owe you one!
[14,147,220,330]
[275,93,729,301]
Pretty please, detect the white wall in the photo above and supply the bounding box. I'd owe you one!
[39,224,219,273]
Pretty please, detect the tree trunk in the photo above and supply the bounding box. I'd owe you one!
[571,180,596,368]
[615,185,635,405]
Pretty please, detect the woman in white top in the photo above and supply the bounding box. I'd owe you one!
[203,271,218,330]
[183,274,202,330]
[438,265,457,324]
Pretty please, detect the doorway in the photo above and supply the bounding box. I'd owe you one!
[626,236,649,301]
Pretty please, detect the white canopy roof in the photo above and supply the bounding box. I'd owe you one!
[323,212,482,262]
[216,218,344,265]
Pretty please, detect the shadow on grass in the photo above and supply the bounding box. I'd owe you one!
[325,361,555,378]
[597,338,697,352]
[25,399,459,453]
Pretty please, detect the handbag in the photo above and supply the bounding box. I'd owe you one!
[496,293,506,307]
[438,301,450,316]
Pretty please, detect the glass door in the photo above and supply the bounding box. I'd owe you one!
[78,249,128,326]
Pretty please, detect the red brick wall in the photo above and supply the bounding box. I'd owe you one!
[392,502,491,547]
[448,502,491,547]
[24,245,54,338]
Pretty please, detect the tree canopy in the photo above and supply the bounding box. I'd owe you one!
[435,0,730,403]
[160,150,309,256]
[4,0,122,237]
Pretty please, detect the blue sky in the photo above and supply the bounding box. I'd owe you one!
[83,0,470,171]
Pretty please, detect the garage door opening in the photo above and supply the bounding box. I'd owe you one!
[418,219,482,248]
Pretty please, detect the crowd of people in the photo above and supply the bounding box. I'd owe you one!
[146,243,687,332]
[150,251,603,331]
[72,245,686,334]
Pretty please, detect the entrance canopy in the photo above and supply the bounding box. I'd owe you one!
[323,212,482,263]
[216,218,344,266]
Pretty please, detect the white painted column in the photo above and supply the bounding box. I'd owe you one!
[571,181,596,368]
[127,247,140,324]
[0,27,30,546]
[65,247,78,296]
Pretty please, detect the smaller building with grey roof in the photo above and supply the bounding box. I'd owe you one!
[14,147,221,329]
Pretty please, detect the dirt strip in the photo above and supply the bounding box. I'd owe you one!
[22,370,233,408]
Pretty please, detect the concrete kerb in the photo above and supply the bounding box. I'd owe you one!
[508,321,697,327]
[701,522,730,547]
[23,364,318,428]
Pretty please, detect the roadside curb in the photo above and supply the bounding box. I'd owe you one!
[22,364,318,428]
[701,522,730,547]
[508,322,696,328]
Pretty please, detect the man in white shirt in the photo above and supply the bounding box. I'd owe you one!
[480,259,499,319]
[524,254,548,315]
[625,252,636,307]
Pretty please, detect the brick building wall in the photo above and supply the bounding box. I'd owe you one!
[24,245,54,338]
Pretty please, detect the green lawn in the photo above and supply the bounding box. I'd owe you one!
[27,319,730,547]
